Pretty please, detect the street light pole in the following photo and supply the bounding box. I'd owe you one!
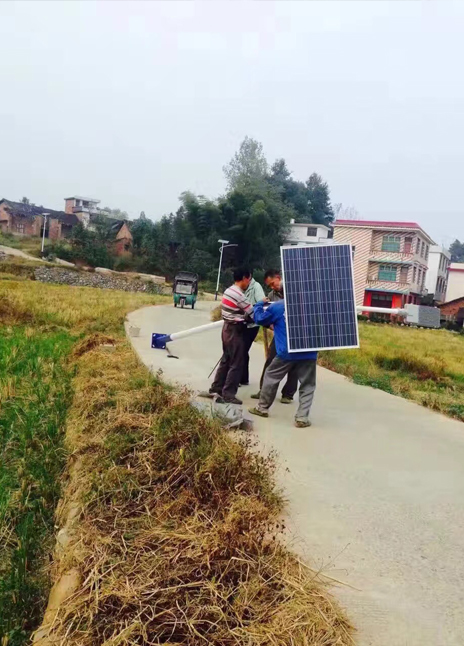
[41,213,50,256]
[215,239,238,300]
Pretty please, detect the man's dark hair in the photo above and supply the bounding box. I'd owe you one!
[233,267,251,282]
[264,269,281,281]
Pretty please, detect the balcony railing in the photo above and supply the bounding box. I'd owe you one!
[369,247,414,258]
[367,278,409,289]
[367,278,427,295]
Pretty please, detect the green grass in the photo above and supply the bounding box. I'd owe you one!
[0,232,48,257]
[319,322,464,421]
[0,280,169,645]
[0,328,74,645]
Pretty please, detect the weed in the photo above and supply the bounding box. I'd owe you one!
[448,404,464,421]
[353,372,394,393]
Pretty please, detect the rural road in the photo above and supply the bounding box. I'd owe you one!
[0,244,45,261]
[127,301,464,646]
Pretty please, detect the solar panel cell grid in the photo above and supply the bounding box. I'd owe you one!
[281,244,359,352]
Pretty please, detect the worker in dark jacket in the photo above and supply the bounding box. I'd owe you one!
[251,269,298,404]
[249,299,317,428]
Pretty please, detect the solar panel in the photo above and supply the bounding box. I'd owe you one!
[281,244,359,352]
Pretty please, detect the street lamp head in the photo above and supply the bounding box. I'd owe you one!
[218,239,229,244]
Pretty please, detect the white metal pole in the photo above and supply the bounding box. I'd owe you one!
[215,243,224,301]
[41,213,48,255]
[170,320,224,341]
[356,306,407,316]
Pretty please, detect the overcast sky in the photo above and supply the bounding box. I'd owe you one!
[1,1,463,246]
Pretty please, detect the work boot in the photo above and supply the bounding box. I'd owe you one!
[295,419,312,428]
[248,407,269,418]
[250,392,260,399]
[222,396,242,405]
[280,396,293,404]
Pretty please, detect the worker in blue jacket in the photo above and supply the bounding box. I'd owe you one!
[249,299,317,428]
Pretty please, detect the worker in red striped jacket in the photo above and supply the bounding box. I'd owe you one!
[205,268,253,404]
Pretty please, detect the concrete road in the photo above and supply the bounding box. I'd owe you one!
[127,301,464,646]
[0,244,45,261]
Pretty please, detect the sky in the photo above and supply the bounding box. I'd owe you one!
[0,1,463,246]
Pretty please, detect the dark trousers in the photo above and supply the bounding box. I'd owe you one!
[241,326,259,385]
[211,322,246,400]
[259,337,298,399]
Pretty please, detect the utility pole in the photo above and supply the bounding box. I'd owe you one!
[41,213,50,256]
[215,239,238,300]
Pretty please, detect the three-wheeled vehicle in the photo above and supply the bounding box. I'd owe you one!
[173,272,199,309]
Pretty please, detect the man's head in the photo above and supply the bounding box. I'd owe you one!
[264,269,282,292]
[233,267,252,290]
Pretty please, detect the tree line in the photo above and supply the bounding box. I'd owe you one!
[54,137,335,281]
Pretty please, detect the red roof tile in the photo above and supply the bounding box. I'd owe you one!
[334,219,421,229]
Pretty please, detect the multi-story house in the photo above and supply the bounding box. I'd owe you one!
[446,262,464,302]
[425,245,451,303]
[333,219,435,310]
[285,219,330,246]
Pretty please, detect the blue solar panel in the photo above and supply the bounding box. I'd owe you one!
[281,244,359,352]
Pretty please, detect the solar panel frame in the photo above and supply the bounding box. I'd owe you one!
[280,243,360,353]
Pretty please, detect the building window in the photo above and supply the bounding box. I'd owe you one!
[307,227,317,237]
[352,246,356,260]
[425,246,429,260]
[15,222,25,234]
[421,241,425,257]
[417,268,422,285]
[381,235,401,252]
[404,237,413,253]
[416,238,420,253]
[413,266,417,282]
[378,264,397,281]
[399,266,409,283]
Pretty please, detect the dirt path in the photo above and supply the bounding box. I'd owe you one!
[127,301,464,646]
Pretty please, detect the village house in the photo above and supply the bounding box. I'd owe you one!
[333,219,435,311]
[0,196,133,256]
[0,199,79,240]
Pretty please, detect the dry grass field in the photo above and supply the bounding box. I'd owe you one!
[320,322,464,421]
[1,279,352,646]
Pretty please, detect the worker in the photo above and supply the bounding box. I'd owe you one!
[248,298,317,428]
[250,269,298,404]
[203,268,253,405]
[241,271,265,386]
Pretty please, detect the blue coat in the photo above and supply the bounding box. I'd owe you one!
[253,300,318,362]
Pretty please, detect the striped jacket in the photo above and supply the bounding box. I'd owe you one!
[221,284,254,323]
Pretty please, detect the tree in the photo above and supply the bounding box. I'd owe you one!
[449,239,464,262]
[267,159,307,221]
[305,173,334,225]
[139,211,147,220]
[101,206,129,219]
[21,197,30,204]
[223,136,268,191]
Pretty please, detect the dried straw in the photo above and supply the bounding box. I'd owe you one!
[40,338,354,645]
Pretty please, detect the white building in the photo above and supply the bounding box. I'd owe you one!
[446,262,464,302]
[285,219,330,246]
[425,245,451,303]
